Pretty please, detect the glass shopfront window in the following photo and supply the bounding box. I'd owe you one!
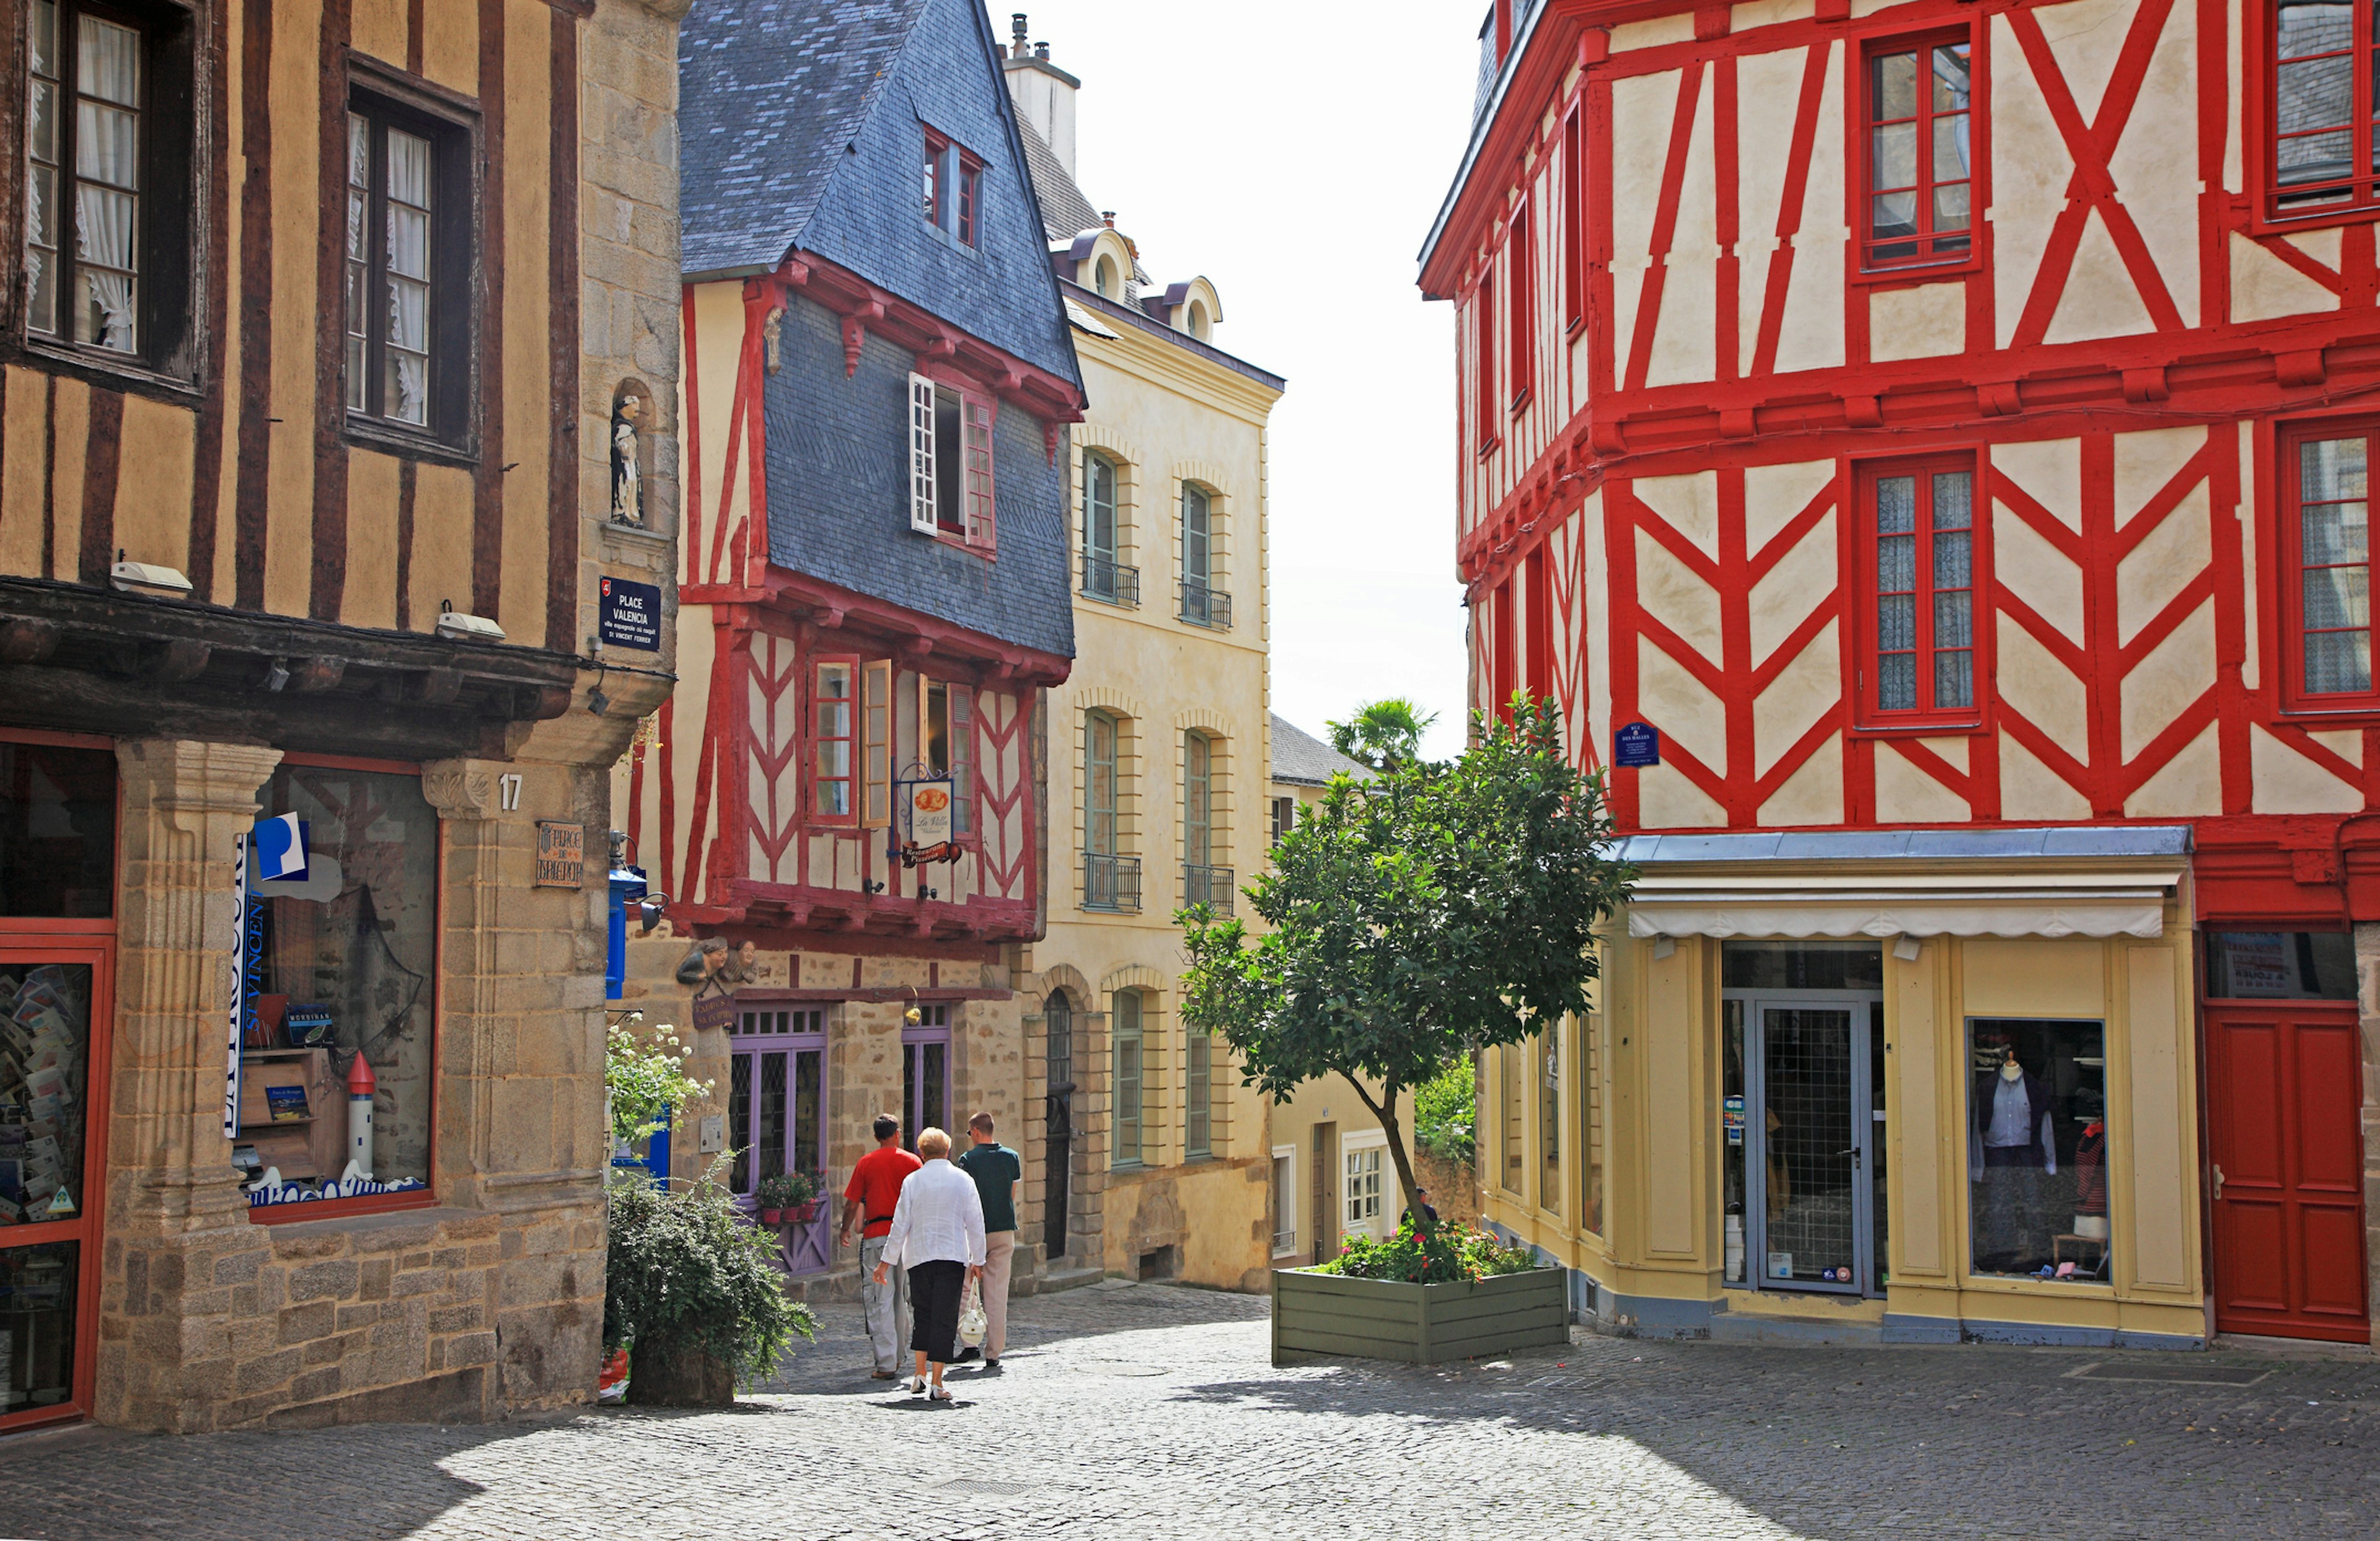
[0,1240,77,1416]
[2204,931,2356,1001]
[239,762,438,1203]
[1968,1018,2109,1282]
[0,742,114,919]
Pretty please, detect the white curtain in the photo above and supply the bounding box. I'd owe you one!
[73,18,141,353]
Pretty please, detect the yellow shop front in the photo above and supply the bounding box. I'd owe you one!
[1485,827,2209,1350]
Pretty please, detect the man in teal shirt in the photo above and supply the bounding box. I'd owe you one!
[954,1111,1022,1367]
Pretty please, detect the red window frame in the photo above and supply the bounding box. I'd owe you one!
[1562,106,1585,335]
[1852,454,1987,730]
[811,654,860,825]
[921,128,983,246]
[1474,271,1498,453]
[961,392,996,550]
[958,160,981,246]
[1858,29,1978,273]
[2279,418,2380,711]
[1506,198,1533,413]
[923,129,946,226]
[2257,0,2380,225]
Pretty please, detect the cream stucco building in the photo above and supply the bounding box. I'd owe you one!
[1003,22,1286,1291]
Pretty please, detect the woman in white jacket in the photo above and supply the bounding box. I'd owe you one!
[872,1126,986,1400]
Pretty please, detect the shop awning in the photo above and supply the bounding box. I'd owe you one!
[1613,826,2190,941]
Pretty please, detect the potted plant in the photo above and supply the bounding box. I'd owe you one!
[606,1161,818,1407]
[781,1169,821,1224]
[1272,1215,1563,1366]
[755,1172,794,1226]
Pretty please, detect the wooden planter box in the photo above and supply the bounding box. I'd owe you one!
[1271,1265,1569,1367]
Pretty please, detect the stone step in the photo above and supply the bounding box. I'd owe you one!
[1027,1264,1106,1297]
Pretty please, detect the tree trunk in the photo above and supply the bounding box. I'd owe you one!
[625,1335,737,1407]
[1344,1074,1424,1221]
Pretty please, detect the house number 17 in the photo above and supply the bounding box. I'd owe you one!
[499,774,524,812]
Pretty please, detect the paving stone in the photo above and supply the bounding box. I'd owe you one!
[1,1284,2376,1538]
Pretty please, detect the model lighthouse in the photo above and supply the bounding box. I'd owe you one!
[345,1051,376,1181]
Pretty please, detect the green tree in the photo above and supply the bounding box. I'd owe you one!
[1181,695,1629,1214]
[1326,697,1440,771]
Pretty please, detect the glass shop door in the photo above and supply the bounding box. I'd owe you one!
[0,939,112,1433]
[1726,996,1886,1296]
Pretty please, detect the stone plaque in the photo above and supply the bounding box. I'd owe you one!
[535,822,586,888]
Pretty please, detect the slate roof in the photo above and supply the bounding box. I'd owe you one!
[1271,714,1373,787]
[679,0,920,279]
[1014,116,1150,287]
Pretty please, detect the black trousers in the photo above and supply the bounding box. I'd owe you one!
[907,1259,966,1364]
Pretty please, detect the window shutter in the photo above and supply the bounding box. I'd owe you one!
[908,373,938,533]
[950,685,975,836]
[862,659,892,828]
[963,395,997,550]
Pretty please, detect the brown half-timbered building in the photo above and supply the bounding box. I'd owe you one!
[0,0,687,1432]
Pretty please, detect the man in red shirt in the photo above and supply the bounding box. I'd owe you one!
[840,1113,922,1379]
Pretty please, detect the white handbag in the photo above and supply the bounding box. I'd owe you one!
[957,1278,987,1350]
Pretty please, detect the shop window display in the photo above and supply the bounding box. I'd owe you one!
[1968,1018,2108,1281]
[2204,930,2356,1001]
[0,965,92,1227]
[237,764,437,1205]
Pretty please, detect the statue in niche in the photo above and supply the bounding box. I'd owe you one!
[610,393,644,524]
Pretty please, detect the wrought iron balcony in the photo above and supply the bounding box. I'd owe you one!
[1183,863,1235,916]
[1082,852,1142,912]
[1178,578,1232,630]
[1082,555,1140,607]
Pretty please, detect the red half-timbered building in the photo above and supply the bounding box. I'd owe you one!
[627,0,1080,1292]
[1433,0,2380,1348]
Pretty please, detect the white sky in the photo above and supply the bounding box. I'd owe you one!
[1010,1,1483,762]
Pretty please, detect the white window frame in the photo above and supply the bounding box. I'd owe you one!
[907,372,938,533]
[1340,1128,1390,1242]
[1271,1143,1299,1257]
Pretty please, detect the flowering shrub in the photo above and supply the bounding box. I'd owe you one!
[1318,1216,1543,1285]
[604,1160,816,1387]
[606,1012,710,1149]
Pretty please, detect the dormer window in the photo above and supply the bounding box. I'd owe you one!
[922,127,982,248]
[1094,254,1119,298]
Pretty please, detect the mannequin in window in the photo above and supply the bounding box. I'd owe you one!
[610,393,644,524]
[1970,1045,2056,1271]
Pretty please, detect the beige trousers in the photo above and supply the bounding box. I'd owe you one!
[982,1231,1016,1359]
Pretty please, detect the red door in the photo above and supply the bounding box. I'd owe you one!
[2205,1004,2368,1342]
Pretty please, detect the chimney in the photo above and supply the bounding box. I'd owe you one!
[1000,12,1081,180]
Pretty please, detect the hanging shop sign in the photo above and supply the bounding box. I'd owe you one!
[599,576,663,652]
[536,822,586,888]
[690,991,738,1034]
[1614,722,1661,768]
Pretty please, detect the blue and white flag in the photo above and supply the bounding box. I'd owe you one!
[252,814,308,881]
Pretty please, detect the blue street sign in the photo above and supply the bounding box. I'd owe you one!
[1614,722,1660,768]
[599,576,662,651]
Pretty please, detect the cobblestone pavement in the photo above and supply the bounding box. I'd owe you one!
[3,1280,2378,1539]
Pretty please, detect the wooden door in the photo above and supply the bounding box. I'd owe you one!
[1310,1123,1336,1266]
[2205,1004,2368,1342]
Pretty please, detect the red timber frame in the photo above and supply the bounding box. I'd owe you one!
[1426,0,2380,841]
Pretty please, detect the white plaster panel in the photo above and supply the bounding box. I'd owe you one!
[1635,470,1721,558]
[2238,421,2260,690]
[1748,510,1838,662]
[1637,763,1729,828]
[2113,427,2206,519]
[1993,504,2085,640]
[1582,492,1613,762]
[2105,0,2199,327]
[1869,282,1967,361]
[2229,230,2340,322]
[1752,620,1841,776]
[1993,438,2083,531]
[1774,43,1846,375]
[2125,722,2221,819]
[1996,612,2090,745]
[2118,604,2216,762]
[2311,728,2362,766]
[1637,529,1724,660]
[1732,0,1815,29]
[1758,734,1843,825]
[1999,734,2094,820]
[2043,211,2158,345]
[2251,724,2363,813]
[1639,638,1727,770]
[1991,12,2076,348]
[1612,12,1696,50]
[1875,741,1971,823]
[2116,483,2210,647]
[1609,72,1679,371]
[2222,0,2243,192]
[1648,81,1720,389]
[1916,735,1969,772]
[2037,0,2144,142]
[1734,46,1807,376]
[1743,459,1837,556]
